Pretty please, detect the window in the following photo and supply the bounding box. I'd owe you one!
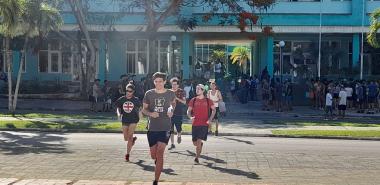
[126,39,148,74]
[38,39,98,77]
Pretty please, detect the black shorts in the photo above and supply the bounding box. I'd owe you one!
[192,126,208,142]
[333,94,339,99]
[338,105,347,111]
[347,97,352,101]
[369,97,376,103]
[122,121,138,127]
[171,115,183,133]
[147,131,171,147]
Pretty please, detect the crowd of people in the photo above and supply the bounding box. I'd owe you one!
[113,72,222,185]
[306,79,380,119]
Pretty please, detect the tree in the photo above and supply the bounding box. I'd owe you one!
[230,46,250,75]
[0,0,62,114]
[367,8,380,48]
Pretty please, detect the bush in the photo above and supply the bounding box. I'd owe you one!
[5,123,16,129]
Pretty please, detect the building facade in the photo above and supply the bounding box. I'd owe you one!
[1,0,379,89]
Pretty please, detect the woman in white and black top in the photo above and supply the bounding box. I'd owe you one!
[207,82,223,136]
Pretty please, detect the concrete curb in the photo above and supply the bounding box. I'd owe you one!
[1,128,380,141]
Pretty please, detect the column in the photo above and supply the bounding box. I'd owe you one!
[181,32,193,79]
[352,34,360,68]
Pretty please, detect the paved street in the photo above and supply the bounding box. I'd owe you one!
[0,132,379,185]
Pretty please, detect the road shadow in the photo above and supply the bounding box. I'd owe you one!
[203,162,261,180]
[220,137,255,145]
[0,131,71,155]
[170,150,226,164]
[133,160,177,176]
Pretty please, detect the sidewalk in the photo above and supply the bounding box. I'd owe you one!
[0,178,270,185]
[2,98,380,119]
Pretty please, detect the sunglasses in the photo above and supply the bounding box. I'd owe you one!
[126,90,134,93]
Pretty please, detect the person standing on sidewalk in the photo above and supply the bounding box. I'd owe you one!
[338,85,348,119]
[187,84,216,164]
[115,83,142,162]
[168,78,186,150]
[324,89,334,120]
[142,72,176,185]
[207,81,223,136]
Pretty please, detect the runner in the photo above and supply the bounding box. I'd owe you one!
[169,78,186,150]
[187,84,216,164]
[207,82,223,136]
[142,72,176,185]
[115,83,142,162]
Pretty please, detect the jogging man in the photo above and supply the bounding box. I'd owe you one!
[169,78,186,149]
[142,72,176,185]
[187,84,216,164]
[115,83,142,162]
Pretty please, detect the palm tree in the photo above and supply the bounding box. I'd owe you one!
[367,8,380,48]
[0,0,62,114]
[0,0,24,113]
[230,46,250,75]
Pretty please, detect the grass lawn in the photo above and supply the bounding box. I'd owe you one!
[0,111,115,120]
[264,120,380,127]
[0,119,192,132]
[272,130,380,138]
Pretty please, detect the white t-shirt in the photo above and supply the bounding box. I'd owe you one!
[326,93,333,106]
[345,87,353,97]
[184,85,192,99]
[339,90,347,105]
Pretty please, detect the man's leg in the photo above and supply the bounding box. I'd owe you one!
[154,142,167,182]
[195,139,202,159]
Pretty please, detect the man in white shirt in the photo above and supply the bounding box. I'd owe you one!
[338,86,347,119]
[344,85,353,109]
[325,89,334,120]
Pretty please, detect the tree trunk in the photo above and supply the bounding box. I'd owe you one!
[5,37,13,113]
[148,37,157,73]
[69,0,96,98]
[12,37,28,113]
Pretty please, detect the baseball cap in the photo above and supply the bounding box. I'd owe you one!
[196,84,205,90]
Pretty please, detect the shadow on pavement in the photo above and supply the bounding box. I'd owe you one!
[133,160,178,175]
[170,150,227,164]
[0,131,71,155]
[203,162,261,180]
[220,137,255,145]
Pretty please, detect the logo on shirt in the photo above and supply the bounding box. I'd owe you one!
[123,101,134,113]
[154,98,165,113]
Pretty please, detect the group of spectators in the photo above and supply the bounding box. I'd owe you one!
[306,79,380,119]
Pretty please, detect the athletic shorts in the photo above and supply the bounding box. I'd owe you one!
[338,105,347,111]
[171,115,183,133]
[192,126,208,142]
[147,131,171,147]
[122,122,138,127]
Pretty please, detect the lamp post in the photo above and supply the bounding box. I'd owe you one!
[279,41,285,83]
[170,35,177,75]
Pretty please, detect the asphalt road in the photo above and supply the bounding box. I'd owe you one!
[0,132,379,185]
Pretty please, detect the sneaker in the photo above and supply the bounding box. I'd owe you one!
[125,154,130,162]
[215,131,219,136]
[194,158,199,164]
[153,180,158,185]
[132,136,137,146]
[177,136,181,144]
[168,144,175,150]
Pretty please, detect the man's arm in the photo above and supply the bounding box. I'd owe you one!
[187,106,194,120]
[142,102,159,118]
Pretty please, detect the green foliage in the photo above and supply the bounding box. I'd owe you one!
[230,46,250,66]
[367,8,380,48]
